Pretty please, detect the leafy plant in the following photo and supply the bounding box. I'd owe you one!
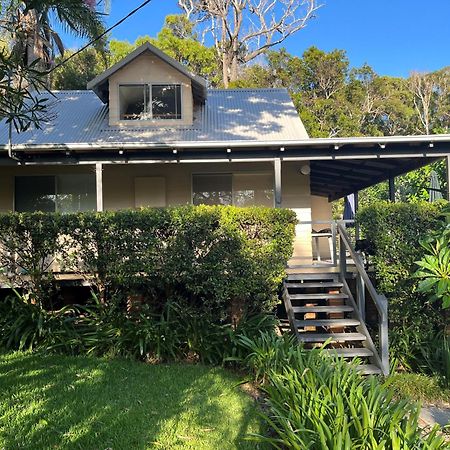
[415,211,450,309]
[241,333,448,449]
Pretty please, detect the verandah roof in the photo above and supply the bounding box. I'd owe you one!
[1,134,449,201]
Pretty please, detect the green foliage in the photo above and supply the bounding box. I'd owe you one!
[357,201,448,374]
[415,206,450,308]
[0,290,277,365]
[108,15,220,85]
[0,206,293,364]
[50,47,108,90]
[240,333,448,449]
[387,372,450,406]
[0,206,296,316]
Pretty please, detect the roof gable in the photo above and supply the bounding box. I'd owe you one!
[87,42,208,104]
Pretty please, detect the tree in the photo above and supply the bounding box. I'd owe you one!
[109,15,220,85]
[408,69,450,134]
[178,0,320,87]
[5,0,106,70]
[50,48,108,90]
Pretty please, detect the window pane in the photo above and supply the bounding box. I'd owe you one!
[233,174,274,207]
[15,176,56,212]
[192,174,232,206]
[119,85,148,120]
[56,174,96,213]
[151,85,181,119]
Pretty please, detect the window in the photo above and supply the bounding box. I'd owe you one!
[15,175,96,213]
[119,84,181,120]
[192,173,274,207]
[192,174,232,206]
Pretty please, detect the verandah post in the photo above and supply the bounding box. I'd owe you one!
[96,163,103,212]
[274,158,282,208]
[446,155,450,201]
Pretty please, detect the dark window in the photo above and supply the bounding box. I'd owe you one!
[15,175,96,213]
[192,174,232,206]
[119,84,181,120]
[119,85,148,120]
[151,85,181,119]
[15,176,56,212]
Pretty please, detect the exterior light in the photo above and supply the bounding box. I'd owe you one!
[300,164,311,175]
[172,149,178,154]
[379,143,386,149]
[429,142,434,148]
[226,148,232,153]
[65,150,71,156]
[118,150,124,155]
[334,145,340,150]
[280,147,285,152]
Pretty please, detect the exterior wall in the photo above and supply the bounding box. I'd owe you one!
[108,53,193,126]
[0,161,314,260]
[103,161,313,259]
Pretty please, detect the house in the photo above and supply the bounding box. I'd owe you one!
[2,42,450,376]
[1,42,450,264]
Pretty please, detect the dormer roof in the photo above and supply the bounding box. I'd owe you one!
[87,42,208,104]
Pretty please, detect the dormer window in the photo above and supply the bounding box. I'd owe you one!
[119,83,182,121]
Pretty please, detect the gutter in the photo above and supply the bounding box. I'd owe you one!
[1,134,449,153]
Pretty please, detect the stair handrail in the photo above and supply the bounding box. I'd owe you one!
[337,221,389,375]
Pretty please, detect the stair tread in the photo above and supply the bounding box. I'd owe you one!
[298,332,367,343]
[286,282,344,289]
[356,364,382,375]
[287,274,339,281]
[292,305,353,313]
[295,319,360,327]
[289,293,348,300]
[322,347,374,357]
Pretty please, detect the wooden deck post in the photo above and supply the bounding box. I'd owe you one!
[274,158,282,208]
[96,163,103,212]
[446,155,450,201]
[388,177,395,202]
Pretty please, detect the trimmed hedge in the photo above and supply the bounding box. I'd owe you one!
[0,206,296,317]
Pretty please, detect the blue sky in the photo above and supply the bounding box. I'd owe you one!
[62,0,450,77]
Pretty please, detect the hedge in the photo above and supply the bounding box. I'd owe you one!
[0,206,297,318]
[357,201,447,370]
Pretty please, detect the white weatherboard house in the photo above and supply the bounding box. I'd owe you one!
[1,42,450,376]
[0,42,450,263]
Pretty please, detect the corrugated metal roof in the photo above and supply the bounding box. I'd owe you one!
[0,88,308,147]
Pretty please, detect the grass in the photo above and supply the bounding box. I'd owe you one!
[0,352,264,450]
[387,372,450,406]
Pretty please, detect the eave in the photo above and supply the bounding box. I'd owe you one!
[1,134,449,201]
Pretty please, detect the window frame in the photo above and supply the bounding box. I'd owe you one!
[118,82,183,122]
[191,172,275,208]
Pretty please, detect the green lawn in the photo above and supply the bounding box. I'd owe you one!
[0,352,264,449]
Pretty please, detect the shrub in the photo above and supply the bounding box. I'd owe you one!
[357,201,447,372]
[240,333,448,449]
[0,206,296,318]
[0,290,278,364]
[415,204,450,309]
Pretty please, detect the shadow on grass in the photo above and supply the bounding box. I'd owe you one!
[0,353,264,449]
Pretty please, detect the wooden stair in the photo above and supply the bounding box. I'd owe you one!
[282,272,383,376]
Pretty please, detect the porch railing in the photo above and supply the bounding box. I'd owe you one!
[292,219,389,375]
[337,221,389,376]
